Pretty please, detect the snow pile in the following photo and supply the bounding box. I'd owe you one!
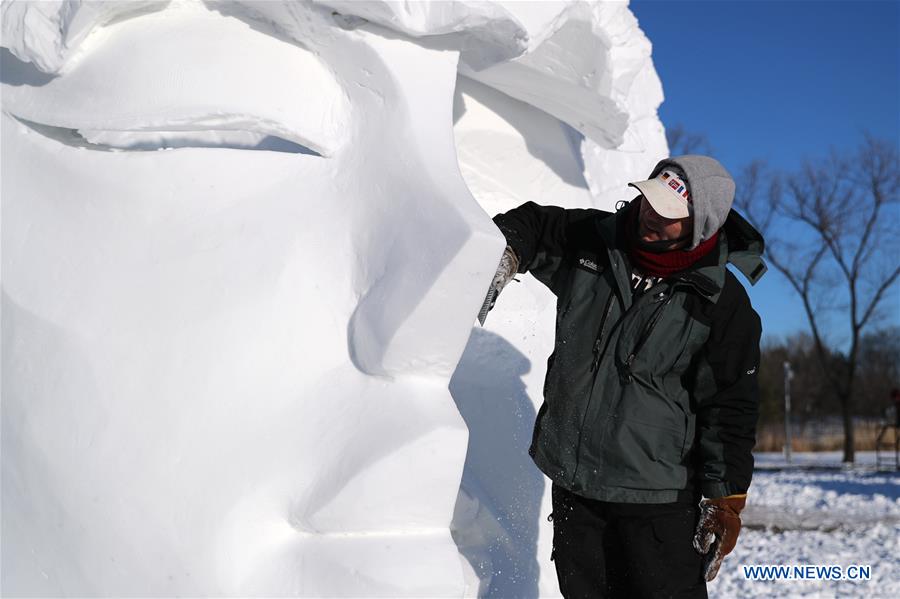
[1,0,666,596]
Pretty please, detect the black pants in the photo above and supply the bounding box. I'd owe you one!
[550,484,707,599]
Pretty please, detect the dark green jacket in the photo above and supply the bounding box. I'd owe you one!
[494,202,766,503]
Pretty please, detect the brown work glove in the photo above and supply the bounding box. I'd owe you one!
[692,494,746,582]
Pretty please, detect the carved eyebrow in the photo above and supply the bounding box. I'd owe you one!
[0,4,348,157]
[10,115,323,155]
[1,1,333,75]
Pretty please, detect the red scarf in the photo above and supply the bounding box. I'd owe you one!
[624,202,719,278]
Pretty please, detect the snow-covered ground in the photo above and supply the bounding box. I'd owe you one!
[712,452,900,598]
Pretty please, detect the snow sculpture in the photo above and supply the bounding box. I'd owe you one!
[2,1,666,596]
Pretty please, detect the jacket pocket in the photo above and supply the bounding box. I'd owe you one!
[619,418,685,464]
[605,417,688,489]
[681,413,696,460]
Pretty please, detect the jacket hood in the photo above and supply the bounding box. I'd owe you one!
[648,155,735,250]
[721,209,767,285]
[674,209,768,301]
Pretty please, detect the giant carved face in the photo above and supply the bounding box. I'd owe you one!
[2,1,503,595]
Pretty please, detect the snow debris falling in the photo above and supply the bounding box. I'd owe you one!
[2,0,667,596]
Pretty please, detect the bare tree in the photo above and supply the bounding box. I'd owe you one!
[735,136,900,463]
[666,124,712,156]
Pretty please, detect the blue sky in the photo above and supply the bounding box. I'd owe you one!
[630,0,900,346]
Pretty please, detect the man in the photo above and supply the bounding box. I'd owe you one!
[487,155,766,597]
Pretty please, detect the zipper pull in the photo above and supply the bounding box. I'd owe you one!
[620,354,635,384]
[590,338,602,372]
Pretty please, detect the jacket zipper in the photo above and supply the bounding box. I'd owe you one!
[620,282,686,384]
[570,286,617,487]
[590,293,616,372]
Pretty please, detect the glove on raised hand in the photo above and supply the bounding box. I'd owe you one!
[692,494,746,582]
[477,246,519,325]
[492,246,520,293]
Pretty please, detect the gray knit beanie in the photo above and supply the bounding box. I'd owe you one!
[646,155,735,249]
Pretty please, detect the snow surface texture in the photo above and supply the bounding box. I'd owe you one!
[721,453,900,598]
[1,0,665,596]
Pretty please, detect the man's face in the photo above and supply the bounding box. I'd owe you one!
[638,196,693,247]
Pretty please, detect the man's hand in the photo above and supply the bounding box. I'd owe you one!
[477,246,519,325]
[492,246,519,291]
[692,494,746,581]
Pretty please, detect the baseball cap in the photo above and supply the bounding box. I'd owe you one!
[628,170,692,219]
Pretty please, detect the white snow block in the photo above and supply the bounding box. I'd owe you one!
[460,1,660,148]
[318,0,529,70]
[323,0,663,150]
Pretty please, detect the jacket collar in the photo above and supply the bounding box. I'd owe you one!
[595,206,767,304]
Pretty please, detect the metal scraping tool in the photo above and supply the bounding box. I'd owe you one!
[476,284,499,326]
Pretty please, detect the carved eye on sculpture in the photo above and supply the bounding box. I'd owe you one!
[1,6,348,156]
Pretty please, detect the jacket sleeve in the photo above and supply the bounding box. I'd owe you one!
[492,201,604,294]
[692,275,762,499]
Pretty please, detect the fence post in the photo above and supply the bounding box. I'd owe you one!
[784,361,793,464]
